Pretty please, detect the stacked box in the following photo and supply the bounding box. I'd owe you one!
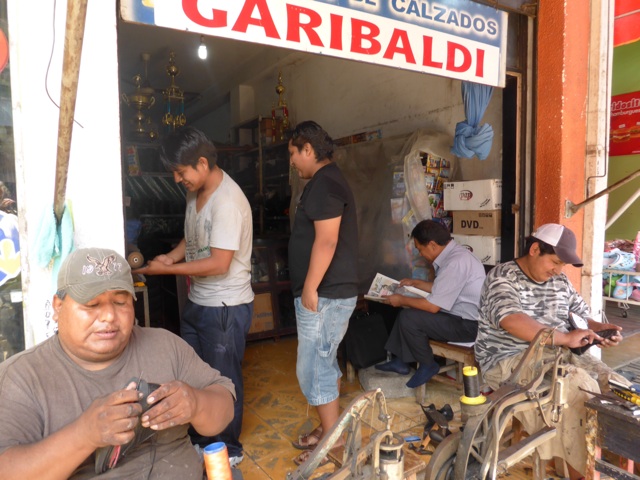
[453,234,501,265]
[452,210,501,236]
[443,179,502,210]
[444,179,502,265]
[249,293,275,334]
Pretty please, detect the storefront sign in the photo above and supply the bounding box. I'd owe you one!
[614,0,640,47]
[610,91,640,156]
[121,0,508,87]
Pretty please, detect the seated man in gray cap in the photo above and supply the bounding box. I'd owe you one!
[475,224,628,480]
[0,247,235,479]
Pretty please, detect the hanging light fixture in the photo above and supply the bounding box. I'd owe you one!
[197,35,207,60]
[162,51,186,132]
[121,53,157,140]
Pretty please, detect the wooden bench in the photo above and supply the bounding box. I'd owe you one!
[415,340,477,403]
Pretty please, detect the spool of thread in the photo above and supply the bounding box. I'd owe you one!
[204,442,232,480]
[460,366,486,405]
[127,251,144,268]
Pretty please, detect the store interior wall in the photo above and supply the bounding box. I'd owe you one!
[606,40,640,241]
[191,52,503,289]
[194,53,504,178]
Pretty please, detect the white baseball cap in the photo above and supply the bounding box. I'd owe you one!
[531,224,583,267]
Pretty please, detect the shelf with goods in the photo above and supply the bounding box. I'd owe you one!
[229,115,292,236]
[249,236,295,341]
[123,142,186,334]
[123,142,186,245]
[602,268,640,317]
[389,151,452,281]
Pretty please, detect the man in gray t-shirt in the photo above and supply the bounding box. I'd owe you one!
[475,224,627,479]
[375,220,486,388]
[0,248,235,479]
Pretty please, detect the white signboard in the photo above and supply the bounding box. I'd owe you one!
[121,0,508,87]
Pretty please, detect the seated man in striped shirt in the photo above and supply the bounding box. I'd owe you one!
[376,219,486,388]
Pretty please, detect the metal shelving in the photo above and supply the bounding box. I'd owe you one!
[603,268,640,318]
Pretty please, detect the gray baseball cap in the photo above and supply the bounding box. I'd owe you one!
[531,224,583,267]
[57,248,136,303]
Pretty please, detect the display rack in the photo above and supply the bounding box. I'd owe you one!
[231,116,291,236]
[603,268,640,318]
[248,236,296,340]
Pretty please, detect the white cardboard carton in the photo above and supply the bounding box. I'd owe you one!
[443,179,502,211]
[453,234,501,265]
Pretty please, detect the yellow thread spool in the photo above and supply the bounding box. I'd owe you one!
[204,442,232,480]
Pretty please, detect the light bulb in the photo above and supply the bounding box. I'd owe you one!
[198,36,207,60]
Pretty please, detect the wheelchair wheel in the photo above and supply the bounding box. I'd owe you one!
[425,432,460,480]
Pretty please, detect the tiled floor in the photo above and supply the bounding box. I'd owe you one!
[235,304,640,480]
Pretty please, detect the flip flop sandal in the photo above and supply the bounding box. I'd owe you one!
[613,283,634,300]
[291,427,322,450]
[293,448,330,467]
[604,249,637,271]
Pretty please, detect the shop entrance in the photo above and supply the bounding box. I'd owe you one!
[116,3,533,337]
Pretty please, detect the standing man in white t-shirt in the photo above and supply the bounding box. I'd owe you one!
[134,126,253,468]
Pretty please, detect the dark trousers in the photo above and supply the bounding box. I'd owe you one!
[181,299,253,458]
[384,308,478,365]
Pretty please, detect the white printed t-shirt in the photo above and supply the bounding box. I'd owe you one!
[184,170,254,306]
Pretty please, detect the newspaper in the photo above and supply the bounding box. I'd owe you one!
[364,273,430,303]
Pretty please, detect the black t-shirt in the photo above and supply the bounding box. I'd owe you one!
[289,162,358,298]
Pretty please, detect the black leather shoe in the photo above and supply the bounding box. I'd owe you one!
[95,378,161,474]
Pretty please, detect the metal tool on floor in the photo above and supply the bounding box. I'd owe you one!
[287,388,406,480]
[409,403,454,455]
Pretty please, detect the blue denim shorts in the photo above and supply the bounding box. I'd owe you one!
[295,296,357,406]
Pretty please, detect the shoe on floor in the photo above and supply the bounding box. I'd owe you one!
[374,357,410,375]
[406,362,440,388]
[229,455,244,468]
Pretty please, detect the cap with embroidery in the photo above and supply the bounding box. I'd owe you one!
[57,248,136,303]
[531,224,583,267]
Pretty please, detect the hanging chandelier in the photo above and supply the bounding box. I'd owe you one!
[121,53,158,140]
[162,51,186,131]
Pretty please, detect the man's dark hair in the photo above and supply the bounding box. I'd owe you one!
[411,220,451,246]
[289,120,334,162]
[523,236,556,256]
[159,126,218,170]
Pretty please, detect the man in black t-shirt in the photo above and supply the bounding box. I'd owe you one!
[288,121,358,465]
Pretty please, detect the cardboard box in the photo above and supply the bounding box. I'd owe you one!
[452,234,501,265]
[443,179,502,211]
[249,293,274,334]
[452,210,501,236]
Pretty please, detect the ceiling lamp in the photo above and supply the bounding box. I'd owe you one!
[121,53,157,140]
[162,51,186,132]
[198,36,207,60]
[271,71,289,142]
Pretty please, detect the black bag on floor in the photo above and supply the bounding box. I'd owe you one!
[344,311,389,370]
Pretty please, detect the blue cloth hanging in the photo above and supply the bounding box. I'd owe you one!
[451,81,494,160]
